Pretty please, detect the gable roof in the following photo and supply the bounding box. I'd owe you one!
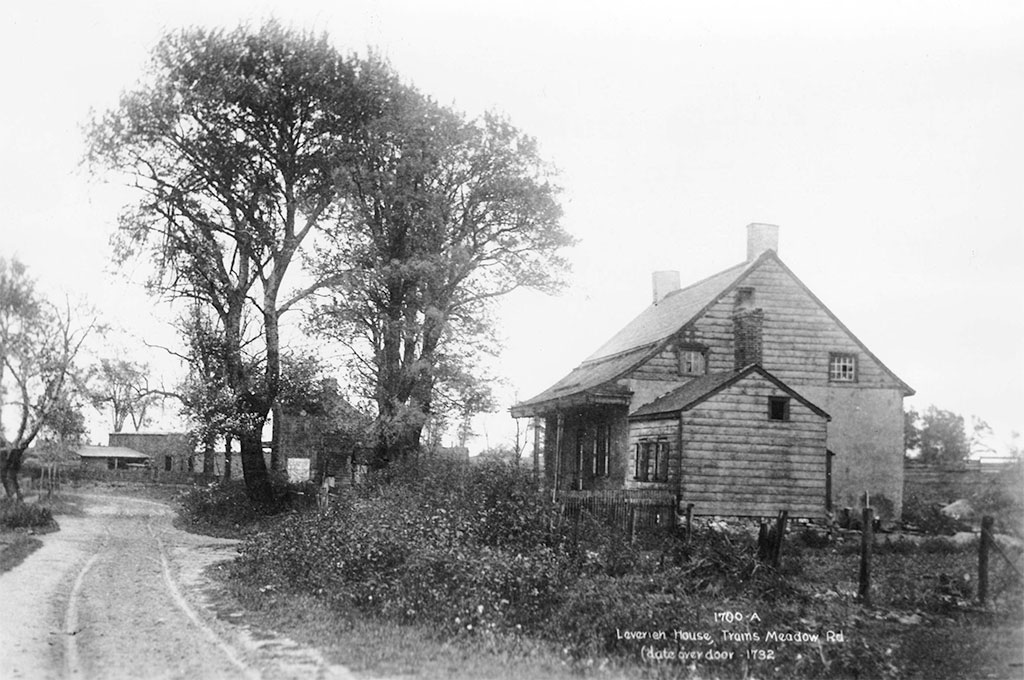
[585,260,750,362]
[512,249,913,417]
[629,365,831,420]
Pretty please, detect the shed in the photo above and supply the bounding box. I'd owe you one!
[76,445,151,470]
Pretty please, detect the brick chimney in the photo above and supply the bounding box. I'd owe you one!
[733,309,764,369]
[652,270,680,305]
[746,223,779,261]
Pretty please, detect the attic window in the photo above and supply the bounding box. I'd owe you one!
[677,346,707,376]
[829,353,857,382]
[768,397,790,421]
[735,287,755,310]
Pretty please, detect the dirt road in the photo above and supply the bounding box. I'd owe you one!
[0,492,355,680]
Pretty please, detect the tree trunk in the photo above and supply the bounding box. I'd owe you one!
[239,431,273,503]
[270,402,284,473]
[0,447,26,501]
[203,434,216,477]
[223,436,232,482]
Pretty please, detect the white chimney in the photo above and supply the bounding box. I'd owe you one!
[746,223,779,261]
[652,270,680,305]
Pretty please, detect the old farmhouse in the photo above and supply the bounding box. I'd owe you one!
[511,224,913,521]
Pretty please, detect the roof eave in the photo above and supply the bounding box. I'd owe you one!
[510,390,632,418]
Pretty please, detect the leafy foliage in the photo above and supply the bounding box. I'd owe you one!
[308,88,573,465]
[177,479,309,538]
[87,357,159,432]
[900,494,971,535]
[86,22,399,500]
[905,406,969,465]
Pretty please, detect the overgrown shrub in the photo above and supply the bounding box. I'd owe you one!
[236,460,575,637]
[901,494,970,535]
[178,479,311,537]
[0,498,55,529]
[233,459,817,661]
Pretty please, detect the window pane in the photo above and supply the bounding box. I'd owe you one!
[655,441,669,481]
[829,354,857,381]
[680,350,706,375]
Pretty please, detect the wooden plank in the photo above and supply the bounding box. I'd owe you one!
[682,479,825,493]
[687,502,824,518]
[682,427,824,440]
[684,459,825,473]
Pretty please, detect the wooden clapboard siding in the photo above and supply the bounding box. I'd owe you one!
[631,346,679,379]
[693,500,824,517]
[678,371,827,518]
[691,258,899,388]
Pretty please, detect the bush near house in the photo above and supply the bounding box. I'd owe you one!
[217,460,1024,679]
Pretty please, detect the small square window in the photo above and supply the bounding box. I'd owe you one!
[768,397,790,421]
[678,348,707,376]
[829,353,857,382]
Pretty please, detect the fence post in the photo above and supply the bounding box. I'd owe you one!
[685,503,694,544]
[628,505,637,544]
[979,515,993,605]
[772,510,788,569]
[859,507,874,606]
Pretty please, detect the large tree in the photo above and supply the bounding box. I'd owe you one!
[0,258,94,499]
[309,88,572,465]
[87,23,392,501]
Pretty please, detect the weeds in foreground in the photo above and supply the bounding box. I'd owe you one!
[187,460,1024,679]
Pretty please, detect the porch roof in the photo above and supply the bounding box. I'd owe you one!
[509,346,644,418]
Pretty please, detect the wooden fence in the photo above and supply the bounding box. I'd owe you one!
[557,488,678,534]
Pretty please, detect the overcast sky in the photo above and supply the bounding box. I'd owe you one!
[2,1,1022,452]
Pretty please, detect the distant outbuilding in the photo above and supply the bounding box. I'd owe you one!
[76,445,151,470]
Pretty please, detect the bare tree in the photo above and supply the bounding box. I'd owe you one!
[87,357,160,432]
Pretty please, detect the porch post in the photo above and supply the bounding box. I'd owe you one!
[532,417,542,481]
[552,411,564,502]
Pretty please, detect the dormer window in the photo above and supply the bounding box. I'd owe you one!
[829,353,857,382]
[677,346,707,376]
